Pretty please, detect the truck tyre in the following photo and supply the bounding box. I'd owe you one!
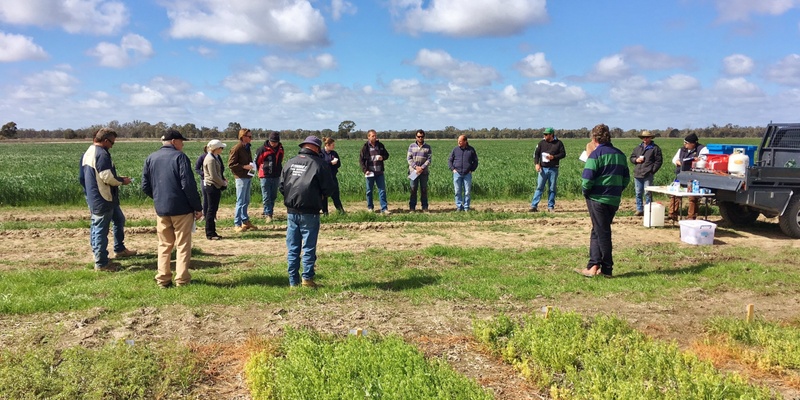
[718,201,759,226]
[778,195,800,238]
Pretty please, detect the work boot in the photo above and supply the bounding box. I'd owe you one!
[634,211,644,217]
[243,220,258,231]
[301,279,318,289]
[114,248,137,258]
[234,225,247,233]
[529,207,538,212]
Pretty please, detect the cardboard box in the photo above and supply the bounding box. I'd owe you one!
[679,220,716,245]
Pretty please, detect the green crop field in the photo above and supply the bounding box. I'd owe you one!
[0,137,760,207]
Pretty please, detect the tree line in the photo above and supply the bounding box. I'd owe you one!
[0,119,767,141]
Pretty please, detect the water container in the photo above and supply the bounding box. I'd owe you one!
[728,148,749,175]
[644,202,665,227]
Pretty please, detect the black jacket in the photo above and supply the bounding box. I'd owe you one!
[280,148,335,214]
[629,142,663,179]
[533,138,566,167]
[359,141,390,174]
[141,145,202,216]
[675,144,705,175]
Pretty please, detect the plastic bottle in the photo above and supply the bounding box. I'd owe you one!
[692,180,699,193]
[669,179,680,192]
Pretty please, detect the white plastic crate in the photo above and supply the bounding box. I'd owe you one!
[679,220,716,245]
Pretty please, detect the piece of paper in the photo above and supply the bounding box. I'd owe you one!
[579,150,588,162]
[246,162,256,177]
[409,169,418,181]
[542,152,550,161]
[365,171,374,178]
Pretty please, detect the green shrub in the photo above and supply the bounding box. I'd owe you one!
[0,339,206,399]
[474,310,776,399]
[706,317,800,371]
[245,328,491,400]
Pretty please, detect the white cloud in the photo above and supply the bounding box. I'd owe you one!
[0,32,48,62]
[764,54,800,86]
[609,74,701,104]
[723,54,755,75]
[714,0,800,22]
[191,46,216,57]
[588,54,631,81]
[222,67,271,92]
[714,77,764,97]
[514,53,554,78]
[10,69,78,100]
[122,77,209,108]
[389,78,427,97]
[164,0,328,49]
[331,0,356,20]
[87,34,153,68]
[262,53,337,77]
[393,0,547,37]
[0,0,128,35]
[517,80,587,106]
[621,46,692,70]
[411,49,500,86]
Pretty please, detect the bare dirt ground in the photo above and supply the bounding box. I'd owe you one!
[1,200,799,399]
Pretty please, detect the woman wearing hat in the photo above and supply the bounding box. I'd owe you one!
[668,133,707,220]
[629,130,663,216]
[203,139,228,240]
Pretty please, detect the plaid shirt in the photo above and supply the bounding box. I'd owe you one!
[407,142,432,174]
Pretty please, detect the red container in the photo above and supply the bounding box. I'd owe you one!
[706,154,729,172]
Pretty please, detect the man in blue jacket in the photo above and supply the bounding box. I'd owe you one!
[280,136,334,289]
[141,129,203,289]
[80,127,136,271]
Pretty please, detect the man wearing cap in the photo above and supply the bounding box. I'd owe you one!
[141,129,203,289]
[255,131,284,223]
[359,129,391,214]
[280,136,335,289]
[629,130,663,216]
[669,133,708,220]
[529,127,566,212]
[80,127,136,272]
[228,128,257,232]
[203,139,228,240]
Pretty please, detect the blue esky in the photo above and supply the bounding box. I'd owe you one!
[2,0,800,132]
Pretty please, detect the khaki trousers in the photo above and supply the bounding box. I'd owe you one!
[155,213,194,286]
[669,196,699,220]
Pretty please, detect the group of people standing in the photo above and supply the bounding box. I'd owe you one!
[79,124,704,289]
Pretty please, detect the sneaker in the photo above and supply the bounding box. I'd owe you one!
[634,211,644,217]
[243,220,258,231]
[114,248,137,258]
[265,215,273,224]
[547,207,554,212]
[176,281,190,287]
[234,225,247,233]
[367,208,374,213]
[381,209,392,215]
[301,278,318,289]
[207,235,222,240]
[94,262,121,272]
[158,282,174,289]
[529,207,538,212]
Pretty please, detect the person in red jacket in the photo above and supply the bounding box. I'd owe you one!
[255,131,284,223]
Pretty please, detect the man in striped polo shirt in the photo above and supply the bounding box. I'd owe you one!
[577,124,630,278]
[407,129,432,211]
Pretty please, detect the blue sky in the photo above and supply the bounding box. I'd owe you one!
[2,0,800,132]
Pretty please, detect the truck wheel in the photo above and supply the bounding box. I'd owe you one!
[718,201,759,226]
[779,195,800,238]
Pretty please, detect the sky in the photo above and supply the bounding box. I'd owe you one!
[2,0,800,132]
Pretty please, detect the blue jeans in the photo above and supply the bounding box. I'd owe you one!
[260,177,279,216]
[531,167,559,209]
[453,172,473,210]
[634,175,654,212]
[286,213,320,286]
[90,205,126,267]
[234,177,252,226]
[409,173,429,210]
[365,174,388,211]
